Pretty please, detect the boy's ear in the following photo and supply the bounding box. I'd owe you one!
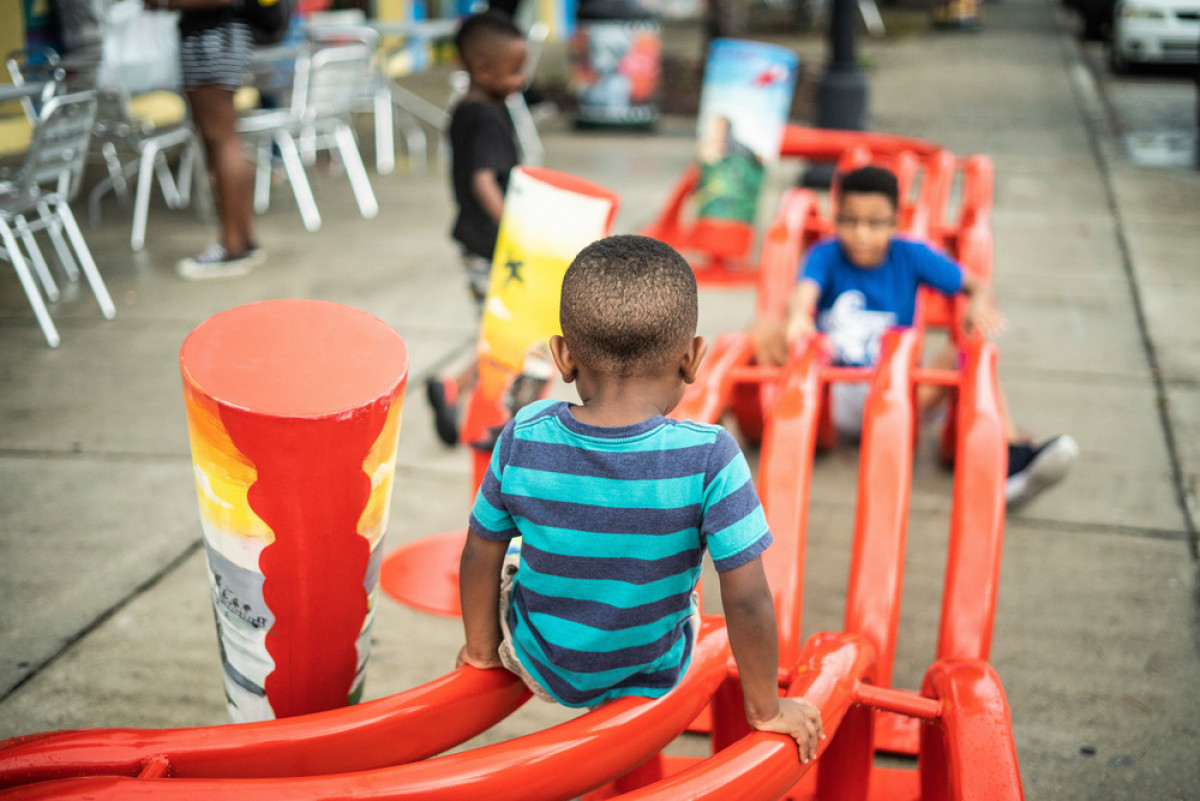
[680,336,708,385]
[548,335,578,383]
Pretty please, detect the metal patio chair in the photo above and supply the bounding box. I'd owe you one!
[85,87,196,251]
[238,41,379,231]
[0,90,114,348]
[8,45,196,253]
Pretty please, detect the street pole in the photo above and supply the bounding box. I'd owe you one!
[802,0,869,186]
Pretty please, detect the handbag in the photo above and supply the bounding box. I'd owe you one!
[97,0,180,93]
[239,0,296,45]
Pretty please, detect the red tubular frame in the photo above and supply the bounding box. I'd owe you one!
[843,329,919,689]
[757,339,825,671]
[938,339,1007,662]
[918,660,1022,801]
[670,331,755,424]
[614,633,878,801]
[756,188,821,322]
[1,624,733,800]
[0,669,529,786]
[3,131,1025,801]
[642,127,949,282]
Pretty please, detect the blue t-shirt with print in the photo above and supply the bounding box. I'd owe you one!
[800,236,964,366]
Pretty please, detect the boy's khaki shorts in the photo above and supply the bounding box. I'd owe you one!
[830,380,870,439]
[461,251,491,318]
[496,552,703,706]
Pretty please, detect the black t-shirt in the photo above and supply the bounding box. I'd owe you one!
[449,99,520,259]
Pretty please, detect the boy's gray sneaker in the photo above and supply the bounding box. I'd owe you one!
[176,243,257,281]
[1006,435,1079,508]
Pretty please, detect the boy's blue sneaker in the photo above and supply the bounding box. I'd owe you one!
[426,376,459,446]
[1006,435,1079,509]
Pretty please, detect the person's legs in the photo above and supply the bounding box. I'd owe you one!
[830,380,869,442]
[176,20,259,279]
[920,342,1077,507]
[188,85,256,257]
[920,341,1021,440]
[428,252,490,445]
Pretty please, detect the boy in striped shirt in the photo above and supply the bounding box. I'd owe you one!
[458,235,824,761]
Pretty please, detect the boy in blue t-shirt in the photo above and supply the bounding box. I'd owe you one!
[754,165,1077,508]
[459,235,824,761]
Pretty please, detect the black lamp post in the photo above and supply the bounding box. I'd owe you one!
[802,0,869,187]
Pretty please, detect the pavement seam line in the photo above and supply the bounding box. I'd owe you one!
[1058,16,1200,562]
[1,539,204,704]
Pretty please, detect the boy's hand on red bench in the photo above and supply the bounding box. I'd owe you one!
[456,644,504,671]
[752,696,826,763]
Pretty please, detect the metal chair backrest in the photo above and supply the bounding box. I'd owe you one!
[11,90,98,207]
[91,88,144,143]
[298,42,375,125]
[5,45,65,123]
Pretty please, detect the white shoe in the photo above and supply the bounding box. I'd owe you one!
[176,243,257,281]
[1006,435,1079,508]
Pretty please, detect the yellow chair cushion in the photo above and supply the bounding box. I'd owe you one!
[127,91,188,130]
[0,115,32,158]
[234,86,261,112]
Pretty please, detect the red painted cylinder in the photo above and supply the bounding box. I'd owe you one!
[180,299,409,721]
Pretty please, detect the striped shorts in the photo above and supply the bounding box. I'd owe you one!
[180,19,254,90]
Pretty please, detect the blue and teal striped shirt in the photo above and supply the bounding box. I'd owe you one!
[469,400,772,707]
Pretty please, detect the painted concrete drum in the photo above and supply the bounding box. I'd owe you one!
[180,299,408,722]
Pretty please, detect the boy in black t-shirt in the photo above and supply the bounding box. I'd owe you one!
[426,11,527,446]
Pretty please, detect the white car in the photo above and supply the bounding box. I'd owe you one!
[1109,0,1200,72]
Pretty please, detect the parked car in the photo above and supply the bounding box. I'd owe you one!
[1109,0,1200,73]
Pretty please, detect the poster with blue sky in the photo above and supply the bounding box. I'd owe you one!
[695,39,798,223]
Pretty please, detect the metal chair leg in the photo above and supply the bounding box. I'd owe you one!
[275,132,322,232]
[38,202,79,282]
[14,215,60,302]
[0,222,60,347]
[101,141,130,205]
[177,140,195,210]
[395,108,427,171]
[154,151,183,209]
[373,86,395,175]
[56,201,116,320]
[334,124,378,219]
[253,139,272,215]
[506,93,544,167]
[131,145,158,252]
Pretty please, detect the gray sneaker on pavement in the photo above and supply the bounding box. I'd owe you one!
[1006,435,1079,509]
[176,243,258,281]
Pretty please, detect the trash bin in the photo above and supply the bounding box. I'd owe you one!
[570,0,661,128]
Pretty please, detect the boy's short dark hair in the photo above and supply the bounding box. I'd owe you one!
[454,10,523,70]
[838,165,899,211]
[561,235,698,378]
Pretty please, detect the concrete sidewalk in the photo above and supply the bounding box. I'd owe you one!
[1,0,1197,797]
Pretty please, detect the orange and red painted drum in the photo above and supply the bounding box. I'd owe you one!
[694,39,799,260]
[460,166,619,460]
[180,299,408,722]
